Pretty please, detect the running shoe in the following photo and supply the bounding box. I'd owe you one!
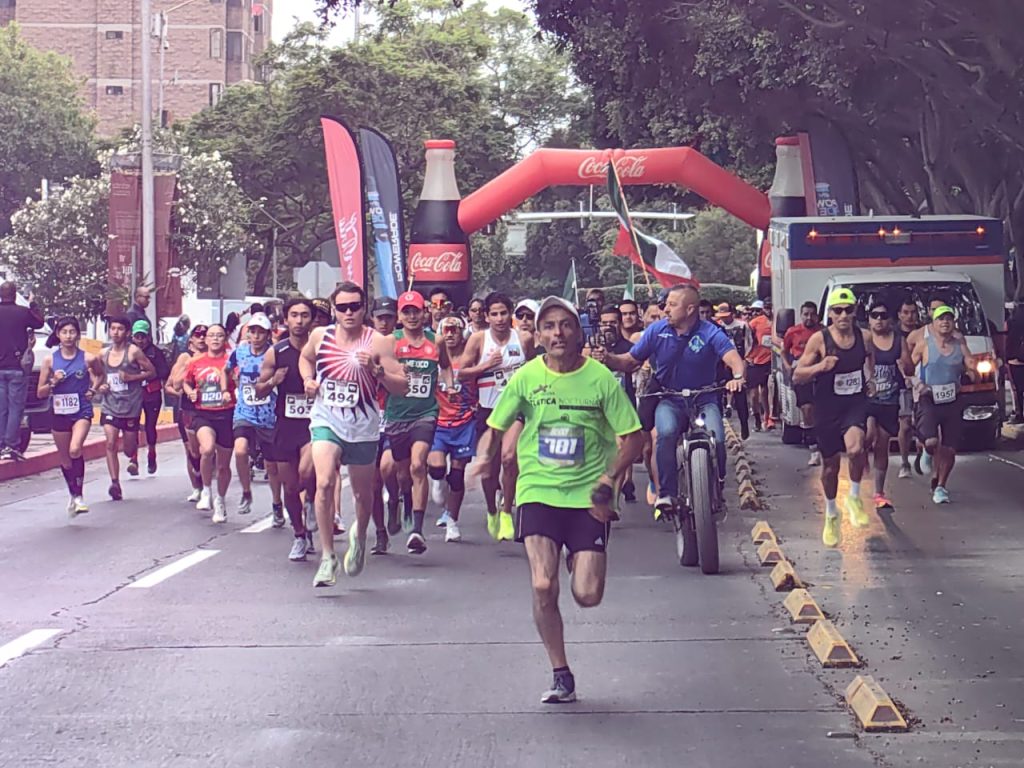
[898,464,912,479]
[807,451,822,467]
[288,537,307,561]
[764,417,776,430]
[406,531,427,554]
[73,497,89,515]
[822,515,841,548]
[486,511,501,540]
[271,503,286,528]
[66,496,77,518]
[401,503,414,533]
[304,500,317,533]
[147,452,157,475]
[933,486,951,504]
[920,452,933,475]
[655,496,675,516]
[108,481,123,501]
[386,502,401,536]
[846,495,870,528]
[212,496,227,524]
[541,670,577,704]
[622,480,636,503]
[333,513,345,536]
[497,511,515,541]
[126,458,139,477]
[238,493,253,516]
[873,493,894,511]
[306,532,316,554]
[344,526,365,577]
[313,554,340,587]
[0,447,11,461]
[196,487,212,510]
[445,520,462,542]
[8,448,25,461]
[436,509,452,527]
[430,477,445,506]
[371,530,389,555]
[186,487,202,503]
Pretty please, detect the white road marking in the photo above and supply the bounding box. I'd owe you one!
[0,629,61,668]
[128,549,220,589]
[988,454,1024,472]
[240,516,275,533]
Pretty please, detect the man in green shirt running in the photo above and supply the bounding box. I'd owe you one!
[474,296,643,704]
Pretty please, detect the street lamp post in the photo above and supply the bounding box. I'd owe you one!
[141,0,156,329]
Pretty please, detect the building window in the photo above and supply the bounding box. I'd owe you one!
[0,0,16,8]
[160,110,170,128]
[209,82,223,106]
[226,31,243,62]
[210,28,223,58]
[105,30,124,40]
[252,14,262,34]
[227,0,242,6]
[106,85,124,96]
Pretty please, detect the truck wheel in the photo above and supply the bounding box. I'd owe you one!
[781,423,804,445]
[17,426,31,454]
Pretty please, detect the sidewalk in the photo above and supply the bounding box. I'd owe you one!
[0,421,180,483]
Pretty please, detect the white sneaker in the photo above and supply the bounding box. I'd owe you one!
[807,451,822,467]
[73,496,88,515]
[436,509,452,527]
[445,520,462,542]
[288,537,307,561]
[238,494,252,515]
[212,496,227,523]
[304,500,318,533]
[186,488,202,503]
[196,488,212,511]
[898,464,912,479]
[430,477,446,506]
[67,496,77,519]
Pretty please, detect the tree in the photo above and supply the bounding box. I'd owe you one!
[0,139,256,318]
[0,24,96,235]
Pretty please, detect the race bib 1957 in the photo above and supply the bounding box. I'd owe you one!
[931,382,957,404]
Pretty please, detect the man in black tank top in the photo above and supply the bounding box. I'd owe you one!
[794,289,876,548]
[256,298,316,562]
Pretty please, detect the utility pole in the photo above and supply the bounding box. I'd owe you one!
[271,227,278,297]
[141,0,157,328]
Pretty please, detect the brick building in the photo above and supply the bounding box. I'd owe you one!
[0,0,273,135]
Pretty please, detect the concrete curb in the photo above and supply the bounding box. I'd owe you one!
[724,420,762,510]
[0,423,181,483]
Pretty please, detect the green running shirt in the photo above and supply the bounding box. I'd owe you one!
[385,329,440,423]
[487,356,641,509]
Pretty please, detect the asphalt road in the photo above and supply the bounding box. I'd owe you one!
[0,429,1021,767]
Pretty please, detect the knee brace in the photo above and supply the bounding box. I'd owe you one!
[447,466,465,492]
[428,464,447,481]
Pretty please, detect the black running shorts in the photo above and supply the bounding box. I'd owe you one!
[515,502,610,554]
[815,399,867,459]
[915,397,964,445]
[866,401,900,439]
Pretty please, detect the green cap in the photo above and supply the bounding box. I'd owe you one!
[131,319,151,335]
[827,288,856,308]
[932,305,955,320]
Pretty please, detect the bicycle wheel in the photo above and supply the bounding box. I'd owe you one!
[676,466,699,567]
[689,445,719,574]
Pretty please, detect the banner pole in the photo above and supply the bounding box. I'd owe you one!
[609,162,656,300]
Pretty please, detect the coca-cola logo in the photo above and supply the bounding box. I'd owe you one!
[337,212,360,272]
[408,243,468,281]
[577,155,648,181]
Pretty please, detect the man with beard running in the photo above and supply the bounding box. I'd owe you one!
[794,289,876,547]
[382,290,446,554]
[461,292,535,540]
[301,282,406,587]
[474,296,643,704]
[430,315,478,542]
[99,315,156,500]
[257,298,317,560]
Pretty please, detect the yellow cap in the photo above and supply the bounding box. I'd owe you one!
[932,305,955,320]
[827,288,856,308]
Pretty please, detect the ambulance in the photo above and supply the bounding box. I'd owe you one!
[768,214,1006,449]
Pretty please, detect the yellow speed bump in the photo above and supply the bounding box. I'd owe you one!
[783,588,825,624]
[750,521,776,544]
[807,619,860,667]
[756,539,784,566]
[769,560,803,591]
[845,675,908,731]
[738,478,756,497]
[740,492,761,511]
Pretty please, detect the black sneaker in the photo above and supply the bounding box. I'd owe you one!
[127,459,139,477]
[386,502,401,536]
[8,448,25,461]
[271,503,286,529]
[622,480,636,503]
[370,530,389,555]
[541,670,577,703]
[147,452,157,475]
[108,481,123,501]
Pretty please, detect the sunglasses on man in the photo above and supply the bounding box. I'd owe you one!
[830,306,856,316]
[869,311,889,320]
[334,301,363,314]
[514,310,535,320]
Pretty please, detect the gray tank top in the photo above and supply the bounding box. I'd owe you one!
[102,345,144,418]
[921,332,964,403]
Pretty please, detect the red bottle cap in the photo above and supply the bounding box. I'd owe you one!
[424,140,456,150]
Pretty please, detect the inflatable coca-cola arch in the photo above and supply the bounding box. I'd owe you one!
[407,142,771,306]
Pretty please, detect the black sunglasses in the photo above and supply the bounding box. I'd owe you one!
[870,311,889,320]
[830,306,856,316]
[334,301,363,314]
[515,311,535,320]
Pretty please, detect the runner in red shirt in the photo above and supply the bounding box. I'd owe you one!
[745,300,773,431]
[783,301,823,465]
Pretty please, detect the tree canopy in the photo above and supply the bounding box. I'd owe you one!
[0,24,96,236]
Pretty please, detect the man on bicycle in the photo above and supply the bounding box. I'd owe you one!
[596,283,745,516]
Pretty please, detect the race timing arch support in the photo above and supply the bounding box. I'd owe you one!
[459,146,770,236]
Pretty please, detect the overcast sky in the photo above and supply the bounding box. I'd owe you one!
[273,0,530,44]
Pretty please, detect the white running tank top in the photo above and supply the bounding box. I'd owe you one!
[477,328,526,409]
[309,325,381,443]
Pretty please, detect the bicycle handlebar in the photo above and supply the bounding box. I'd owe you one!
[639,383,734,399]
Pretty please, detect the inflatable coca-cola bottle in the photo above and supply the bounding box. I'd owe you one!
[407,140,471,309]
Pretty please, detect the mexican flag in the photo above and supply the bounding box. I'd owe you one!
[607,163,695,287]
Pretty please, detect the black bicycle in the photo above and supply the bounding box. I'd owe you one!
[640,384,730,574]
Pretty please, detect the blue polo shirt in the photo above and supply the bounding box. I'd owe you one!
[630,319,736,402]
